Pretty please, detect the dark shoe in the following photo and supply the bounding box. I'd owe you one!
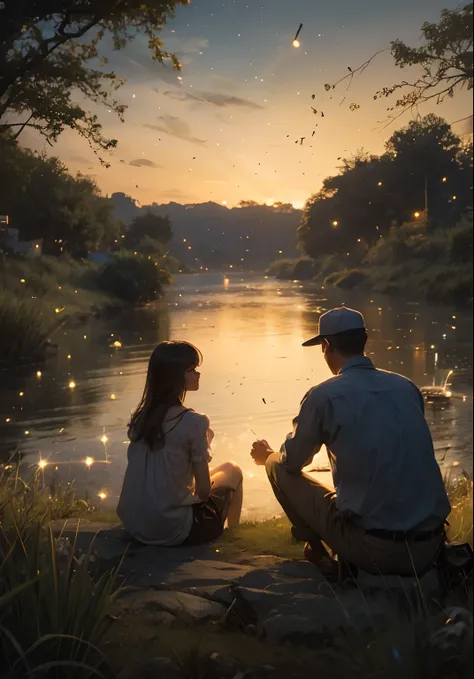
[304,543,353,584]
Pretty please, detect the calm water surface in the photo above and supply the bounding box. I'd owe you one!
[1,274,472,520]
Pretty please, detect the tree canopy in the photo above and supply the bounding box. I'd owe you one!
[381,3,473,120]
[0,0,188,158]
[123,212,172,254]
[328,4,473,124]
[299,115,473,260]
[0,135,120,257]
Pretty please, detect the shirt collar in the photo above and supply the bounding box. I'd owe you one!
[339,356,375,374]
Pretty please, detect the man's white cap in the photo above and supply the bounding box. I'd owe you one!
[302,307,366,347]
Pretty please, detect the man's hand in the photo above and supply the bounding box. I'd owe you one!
[251,440,274,466]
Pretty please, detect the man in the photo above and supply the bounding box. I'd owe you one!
[251,307,450,580]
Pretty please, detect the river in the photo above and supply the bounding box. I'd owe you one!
[1,273,472,520]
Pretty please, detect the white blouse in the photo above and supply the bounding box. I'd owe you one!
[117,408,214,546]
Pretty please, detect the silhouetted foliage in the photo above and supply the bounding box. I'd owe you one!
[124,212,172,254]
[0,1,189,158]
[299,115,473,260]
[97,252,168,304]
[0,136,120,257]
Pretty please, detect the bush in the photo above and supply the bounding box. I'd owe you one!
[265,258,298,279]
[97,253,165,304]
[324,269,367,289]
[0,292,55,362]
[266,258,318,280]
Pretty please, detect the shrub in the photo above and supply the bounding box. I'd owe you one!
[0,292,54,362]
[324,269,367,289]
[265,258,298,279]
[97,253,164,304]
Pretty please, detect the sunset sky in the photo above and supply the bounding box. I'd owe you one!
[27,0,473,208]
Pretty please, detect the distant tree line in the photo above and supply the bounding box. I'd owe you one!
[0,135,173,260]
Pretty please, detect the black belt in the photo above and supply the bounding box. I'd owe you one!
[365,525,445,543]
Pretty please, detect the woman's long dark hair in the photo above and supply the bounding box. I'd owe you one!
[128,341,202,449]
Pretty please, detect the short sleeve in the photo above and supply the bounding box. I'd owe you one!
[188,413,213,464]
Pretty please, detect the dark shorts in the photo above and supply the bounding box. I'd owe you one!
[182,487,233,546]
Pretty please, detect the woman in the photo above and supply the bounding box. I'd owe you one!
[118,341,243,546]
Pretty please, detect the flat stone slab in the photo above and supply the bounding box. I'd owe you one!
[116,589,226,622]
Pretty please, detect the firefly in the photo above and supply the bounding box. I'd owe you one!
[38,459,47,469]
[36,371,42,378]
[68,381,76,390]
[332,220,339,227]
[110,394,116,400]
[293,22,303,47]
[98,491,107,500]
[85,457,94,468]
[414,211,421,218]
[101,434,108,444]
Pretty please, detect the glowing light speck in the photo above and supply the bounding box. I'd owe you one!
[292,40,300,48]
[85,457,94,468]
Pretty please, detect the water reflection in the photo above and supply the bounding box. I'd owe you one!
[0,274,472,520]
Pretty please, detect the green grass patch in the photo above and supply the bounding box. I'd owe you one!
[217,516,301,561]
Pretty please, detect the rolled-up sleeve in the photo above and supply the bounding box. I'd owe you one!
[280,389,324,473]
[188,414,213,464]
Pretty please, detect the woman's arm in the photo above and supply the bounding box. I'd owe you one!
[193,460,211,502]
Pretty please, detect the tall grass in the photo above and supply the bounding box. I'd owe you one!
[0,292,54,362]
[0,460,119,678]
[445,468,473,548]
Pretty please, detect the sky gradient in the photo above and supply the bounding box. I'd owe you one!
[27,0,473,208]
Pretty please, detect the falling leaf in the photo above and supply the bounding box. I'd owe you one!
[324,84,331,91]
[262,398,267,404]
[312,94,316,100]
[311,107,318,114]
[348,66,353,72]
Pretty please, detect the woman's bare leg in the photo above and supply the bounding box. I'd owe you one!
[210,462,243,527]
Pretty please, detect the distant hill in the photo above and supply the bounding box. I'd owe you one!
[110,193,301,271]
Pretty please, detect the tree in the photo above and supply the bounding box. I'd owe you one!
[379,4,473,120]
[0,135,120,256]
[123,212,172,254]
[327,4,473,125]
[0,1,188,159]
[299,116,472,260]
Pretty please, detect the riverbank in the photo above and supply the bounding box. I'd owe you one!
[1,458,472,678]
[0,253,171,364]
[267,217,473,308]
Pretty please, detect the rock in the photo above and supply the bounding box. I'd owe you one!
[117,657,182,679]
[117,590,226,623]
[237,555,286,569]
[51,521,131,565]
[238,570,278,590]
[235,587,286,619]
[184,584,235,606]
[165,560,254,589]
[275,560,324,581]
[265,579,324,596]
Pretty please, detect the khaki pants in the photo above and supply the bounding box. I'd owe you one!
[266,454,442,576]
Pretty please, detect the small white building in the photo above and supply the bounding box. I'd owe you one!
[0,217,43,256]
